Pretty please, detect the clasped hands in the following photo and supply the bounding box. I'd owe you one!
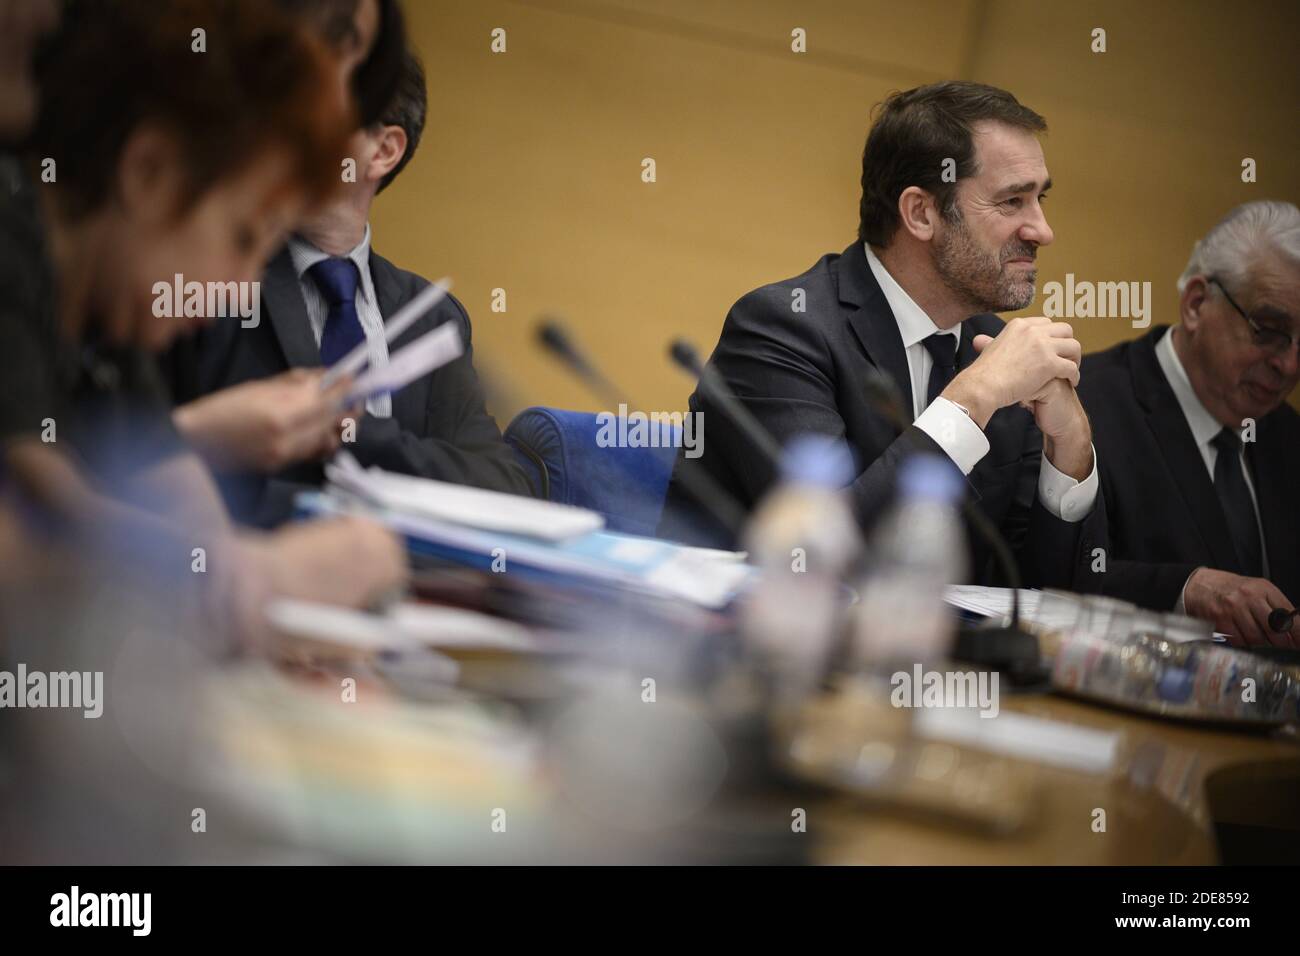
[942,316,1093,481]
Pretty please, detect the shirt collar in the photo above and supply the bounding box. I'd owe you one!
[287,222,376,306]
[1155,324,1223,450]
[864,243,960,349]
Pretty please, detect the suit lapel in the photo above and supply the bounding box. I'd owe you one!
[836,243,914,421]
[261,249,321,368]
[1133,328,1242,571]
[371,251,432,431]
[837,243,994,503]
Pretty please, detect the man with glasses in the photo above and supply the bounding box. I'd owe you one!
[1079,201,1300,648]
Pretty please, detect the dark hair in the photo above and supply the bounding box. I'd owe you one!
[375,50,426,193]
[858,81,1046,248]
[275,0,360,45]
[276,0,406,127]
[31,0,354,221]
[353,0,405,127]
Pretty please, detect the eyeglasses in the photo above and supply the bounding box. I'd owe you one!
[1207,276,1299,356]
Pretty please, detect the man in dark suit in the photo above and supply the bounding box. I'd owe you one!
[168,51,533,525]
[660,81,1106,591]
[1079,201,1300,647]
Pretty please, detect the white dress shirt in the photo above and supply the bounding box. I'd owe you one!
[287,223,392,418]
[1154,327,1269,610]
[863,244,1098,522]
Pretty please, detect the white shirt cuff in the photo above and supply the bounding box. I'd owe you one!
[1037,443,1098,522]
[914,397,990,475]
[1175,580,1188,614]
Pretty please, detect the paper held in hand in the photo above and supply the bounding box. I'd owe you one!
[344,320,463,405]
[319,276,454,390]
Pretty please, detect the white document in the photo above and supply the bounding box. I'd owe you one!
[321,277,453,388]
[944,585,1043,625]
[915,706,1120,775]
[325,452,605,541]
[943,585,1220,643]
[643,549,753,609]
[267,598,540,654]
[266,597,408,651]
[345,320,464,405]
[390,603,541,652]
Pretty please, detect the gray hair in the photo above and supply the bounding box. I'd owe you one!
[1178,200,1300,295]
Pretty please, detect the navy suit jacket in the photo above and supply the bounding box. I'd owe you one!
[1078,325,1300,610]
[658,241,1108,591]
[165,247,533,526]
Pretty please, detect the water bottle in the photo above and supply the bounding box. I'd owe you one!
[741,435,861,695]
[852,454,967,668]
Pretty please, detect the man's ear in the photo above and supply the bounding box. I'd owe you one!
[115,124,187,225]
[1181,275,1210,332]
[366,124,408,185]
[897,185,938,242]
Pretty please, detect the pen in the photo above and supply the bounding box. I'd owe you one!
[1267,607,1297,633]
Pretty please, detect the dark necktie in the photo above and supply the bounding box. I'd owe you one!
[922,332,959,407]
[1211,427,1263,577]
[307,257,365,367]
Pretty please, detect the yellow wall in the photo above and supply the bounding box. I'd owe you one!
[373,0,1300,422]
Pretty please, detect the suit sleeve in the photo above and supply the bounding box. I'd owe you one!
[702,286,950,529]
[1086,558,1196,610]
[348,296,535,498]
[1077,456,1194,608]
[1011,413,1111,591]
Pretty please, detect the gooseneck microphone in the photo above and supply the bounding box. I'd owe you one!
[669,337,1044,682]
[535,318,747,538]
[537,321,627,404]
[858,366,1024,633]
[668,340,784,469]
[857,365,1050,684]
[667,339,699,374]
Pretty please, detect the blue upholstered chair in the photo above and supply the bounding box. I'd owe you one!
[503,407,681,536]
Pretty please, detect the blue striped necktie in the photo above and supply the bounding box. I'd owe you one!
[307,257,364,366]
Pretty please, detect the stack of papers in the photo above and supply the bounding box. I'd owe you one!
[944,586,1046,627]
[307,456,754,609]
[327,453,604,541]
[944,585,1222,643]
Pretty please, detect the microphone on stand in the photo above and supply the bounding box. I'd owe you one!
[669,340,784,469]
[861,366,1046,684]
[538,321,628,406]
[535,318,748,540]
[860,366,1024,632]
[669,335,1045,684]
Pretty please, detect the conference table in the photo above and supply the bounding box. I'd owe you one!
[812,690,1299,865]
[214,557,1300,866]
